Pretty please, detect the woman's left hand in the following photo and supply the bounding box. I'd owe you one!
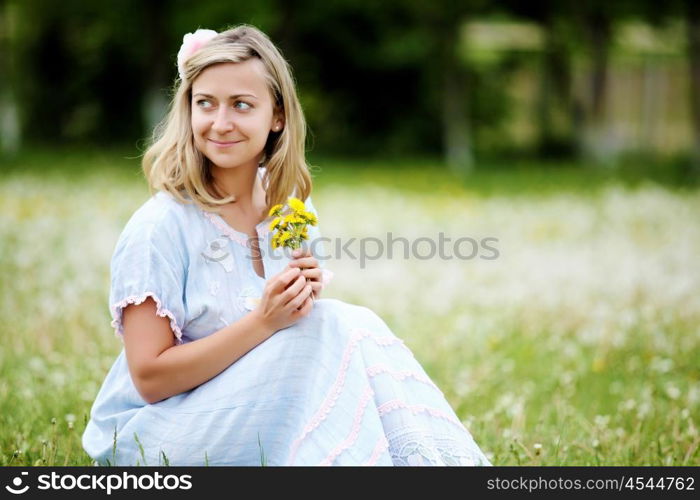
[287,248,323,300]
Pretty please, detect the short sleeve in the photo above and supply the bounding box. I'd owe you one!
[109,205,187,345]
[303,195,334,288]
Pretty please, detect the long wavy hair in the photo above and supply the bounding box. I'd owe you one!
[142,24,313,213]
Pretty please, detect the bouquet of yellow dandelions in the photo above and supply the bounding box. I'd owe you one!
[268,197,319,305]
[268,197,318,251]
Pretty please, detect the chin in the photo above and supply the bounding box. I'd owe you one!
[207,154,258,170]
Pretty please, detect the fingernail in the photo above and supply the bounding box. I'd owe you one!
[293,250,301,257]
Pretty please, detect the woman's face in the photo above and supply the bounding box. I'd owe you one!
[191,59,283,170]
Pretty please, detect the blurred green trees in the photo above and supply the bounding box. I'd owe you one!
[0,0,697,173]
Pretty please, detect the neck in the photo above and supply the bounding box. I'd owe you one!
[209,161,264,215]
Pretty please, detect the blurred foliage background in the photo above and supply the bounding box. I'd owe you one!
[2,0,700,173]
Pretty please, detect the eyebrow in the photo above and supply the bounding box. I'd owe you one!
[193,92,258,100]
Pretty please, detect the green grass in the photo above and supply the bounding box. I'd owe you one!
[0,148,698,466]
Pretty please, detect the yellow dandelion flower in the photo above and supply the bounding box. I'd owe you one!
[288,197,305,213]
[268,196,319,251]
[269,217,282,231]
[282,213,303,225]
[299,211,317,225]
[268,204,283,217]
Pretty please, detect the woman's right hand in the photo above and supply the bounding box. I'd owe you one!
[251,267,314,334]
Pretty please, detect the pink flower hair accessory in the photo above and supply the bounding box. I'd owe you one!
[177,29,218,81]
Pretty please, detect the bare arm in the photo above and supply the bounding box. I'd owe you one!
[123,267,313,404]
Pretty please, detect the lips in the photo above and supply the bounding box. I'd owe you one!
[209,139,242,146]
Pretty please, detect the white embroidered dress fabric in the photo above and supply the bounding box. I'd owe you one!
[82,168,491,466]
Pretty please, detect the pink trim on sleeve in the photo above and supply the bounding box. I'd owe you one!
[110,292,183,344]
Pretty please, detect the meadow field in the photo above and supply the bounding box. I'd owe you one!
[0,150,698,465]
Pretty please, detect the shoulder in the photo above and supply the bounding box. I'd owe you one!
[126,190,190,228]
[116,191,193,252]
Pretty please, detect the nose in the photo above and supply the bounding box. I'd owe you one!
[211,107,235,134]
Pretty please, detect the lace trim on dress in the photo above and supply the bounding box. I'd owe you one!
[387,429,489,466]
[201,211,250,247]
[110,292,183,344]
[287,327,410,464]
[378,399,465,429]
[302,389,485,466]
[364,435,390,465]
[312,387,476,465]
[287,325,478,466]
[366,363,443,393]
[319,385,375,465]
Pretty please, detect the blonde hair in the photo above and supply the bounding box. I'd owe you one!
[142,24,313,214]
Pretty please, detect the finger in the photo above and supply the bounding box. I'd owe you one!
[272,267,301,292]
[300,268,322,281]
[296,294,315,317]
[309,281,322,296]
[291,248,312,259]
[286,282,313,311]
[287,256,318,269]
[281,274,308,303]
[292,294,313,317]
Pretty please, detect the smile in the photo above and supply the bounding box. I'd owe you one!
[209,139,243,147]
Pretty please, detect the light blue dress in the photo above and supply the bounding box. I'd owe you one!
[82,172,491,466]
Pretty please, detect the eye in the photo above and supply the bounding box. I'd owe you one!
[194,99,252,111]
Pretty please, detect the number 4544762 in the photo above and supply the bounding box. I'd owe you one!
[625,476,695,491]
